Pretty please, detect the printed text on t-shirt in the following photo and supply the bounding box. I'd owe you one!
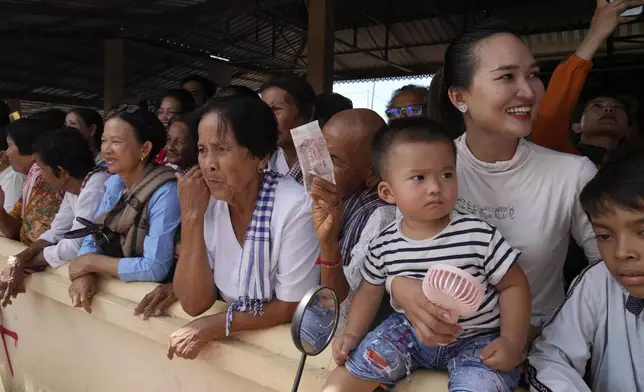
[456,198,515,220]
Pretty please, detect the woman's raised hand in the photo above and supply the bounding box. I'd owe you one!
[176,167,210,217]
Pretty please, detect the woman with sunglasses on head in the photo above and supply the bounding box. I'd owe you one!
[385,84,429,121]
[66,107,181,314]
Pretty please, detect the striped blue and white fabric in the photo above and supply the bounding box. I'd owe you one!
[363,210,521,338]
[226,170,281,336]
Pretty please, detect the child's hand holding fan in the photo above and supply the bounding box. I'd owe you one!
[422,264,485,324]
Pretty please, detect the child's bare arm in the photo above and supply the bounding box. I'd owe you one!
[481,264,531,371]
[343,280,386,340]
[497,264,532,348]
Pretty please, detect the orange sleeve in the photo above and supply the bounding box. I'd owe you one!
[532,55,593,156]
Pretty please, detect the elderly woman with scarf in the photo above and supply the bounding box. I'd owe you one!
[167,96,320,360]
[66,108,181,313]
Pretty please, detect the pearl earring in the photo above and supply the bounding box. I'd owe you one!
[459,105,468,113]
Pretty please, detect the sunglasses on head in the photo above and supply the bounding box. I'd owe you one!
[386,104,426,119]
[113,103,142,114]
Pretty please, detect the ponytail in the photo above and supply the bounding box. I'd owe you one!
[428,68,464,138]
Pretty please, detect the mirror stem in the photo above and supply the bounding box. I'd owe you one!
[291,352,307,392]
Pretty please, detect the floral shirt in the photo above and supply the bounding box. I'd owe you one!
[9,169,62,245]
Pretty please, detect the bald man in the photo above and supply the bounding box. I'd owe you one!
[310,109,397,332]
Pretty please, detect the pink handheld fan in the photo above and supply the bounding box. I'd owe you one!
[422,264,485,324]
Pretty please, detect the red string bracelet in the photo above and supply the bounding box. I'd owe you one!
[315,256,342,267]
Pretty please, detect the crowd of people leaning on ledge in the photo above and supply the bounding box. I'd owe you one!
[0,1,643,391]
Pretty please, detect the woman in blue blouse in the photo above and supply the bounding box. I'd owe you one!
[67,107,181,313]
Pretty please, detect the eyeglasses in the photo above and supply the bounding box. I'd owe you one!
[386,105,426,119]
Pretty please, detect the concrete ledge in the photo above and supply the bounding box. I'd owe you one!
[0,238,526,391]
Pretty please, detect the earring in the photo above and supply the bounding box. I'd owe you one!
[140,155,145,163]
[458,105,468,113]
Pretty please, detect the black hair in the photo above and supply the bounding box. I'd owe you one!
[261,74,316,122]
[109,109,167,162]
[0,101,10,130]
[190,96,278,160]
[33,127,95,179]
[161,89,197,114]
[386,85,428,111]
[372,117,455,177]
[180,74,216,98]
[167,114,187,130]
[5,118,52,155]
[214,85,259,100]
[428,18,517,137]
[168,114,198,156]
[572,94,633,126]
[29,109,67,130]
[0,101,10,151]
[68,108,104,147]
[580,145,644,219]
[315,93,353,127]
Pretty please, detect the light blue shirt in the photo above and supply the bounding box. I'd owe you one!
[77,174,180,282]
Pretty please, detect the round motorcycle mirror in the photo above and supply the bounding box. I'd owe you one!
[290,286,339,392]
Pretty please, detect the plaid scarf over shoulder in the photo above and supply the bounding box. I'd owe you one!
[339,186,388,265]
[226,170,282,336]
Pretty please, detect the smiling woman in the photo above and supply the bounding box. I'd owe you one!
[169,96,320,360]
[388,18,602,354]
[64,107,181,314]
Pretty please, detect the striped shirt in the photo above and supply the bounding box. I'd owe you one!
[362,210,521,337]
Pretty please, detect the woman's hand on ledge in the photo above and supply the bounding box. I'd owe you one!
[167,316,214,360]
[0,259,26,307]
[68,255,93,280]
[134,283,177,320]
[69,274,98,314]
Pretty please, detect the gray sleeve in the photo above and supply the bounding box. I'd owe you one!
[526,269,600,392]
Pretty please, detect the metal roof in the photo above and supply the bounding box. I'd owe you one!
[2,0,644,110]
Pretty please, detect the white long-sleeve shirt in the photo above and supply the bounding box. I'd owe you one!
[0,167,25,213]
[526,261,644,392]
[39,171,111,268]
[454,135,600,326]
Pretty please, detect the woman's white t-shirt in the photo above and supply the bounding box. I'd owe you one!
[203,176,320,303]
[454,135,600,326]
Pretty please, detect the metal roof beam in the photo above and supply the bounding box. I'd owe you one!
[0,90,101,107]
[0,0,298,34]
[260,9,415,74]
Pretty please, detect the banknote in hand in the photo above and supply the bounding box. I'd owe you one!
[291,121,336,193]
